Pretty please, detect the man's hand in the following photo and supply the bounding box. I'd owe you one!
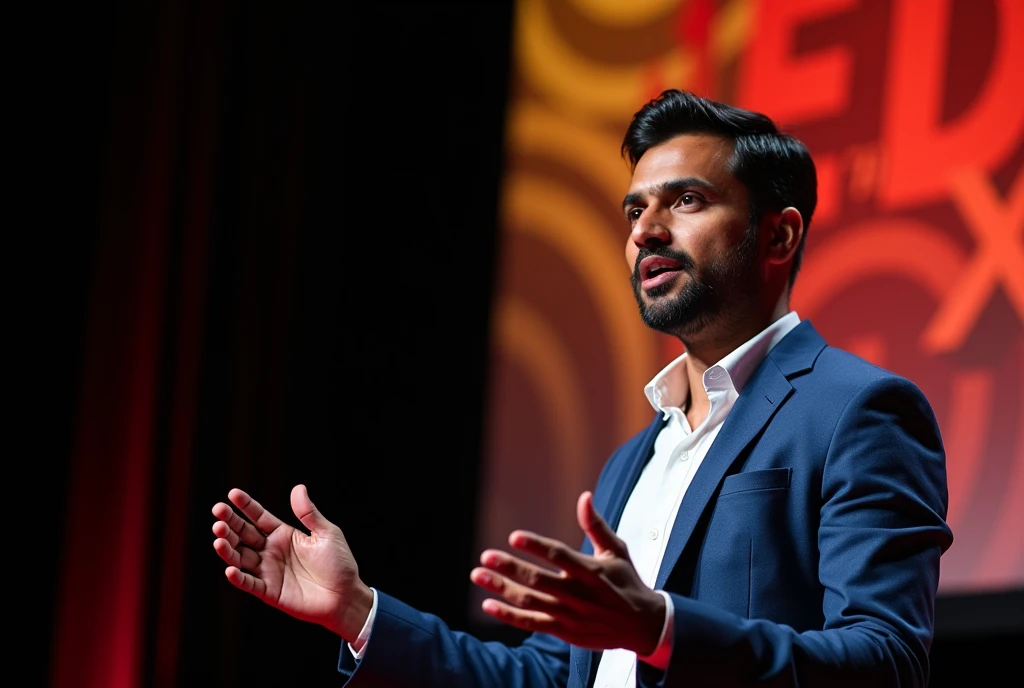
[211,484,373,642]
[470,491,666,656]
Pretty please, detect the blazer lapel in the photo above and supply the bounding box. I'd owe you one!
[569,646,587,688]
[653,323,824,589]
[599,412,666,533]
[575,412,662,687]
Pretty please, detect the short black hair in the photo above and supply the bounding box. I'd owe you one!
[621,89,817,287]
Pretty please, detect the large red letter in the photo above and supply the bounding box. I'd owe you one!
[880,0,1024,208]
[737,0,857,124]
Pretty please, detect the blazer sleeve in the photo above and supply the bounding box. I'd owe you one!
[647,375,953,688]
[338,590,570,687]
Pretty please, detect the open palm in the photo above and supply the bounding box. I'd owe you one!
[211,484,361,635]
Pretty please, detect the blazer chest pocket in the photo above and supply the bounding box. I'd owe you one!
[719,467,791,496]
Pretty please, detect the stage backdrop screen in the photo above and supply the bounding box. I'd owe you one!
[474,0,1023,623]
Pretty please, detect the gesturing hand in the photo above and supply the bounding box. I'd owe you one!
[211,485,373,641]
[470,491,666,656]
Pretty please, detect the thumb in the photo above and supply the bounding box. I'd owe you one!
[290,484,333,534]
[577,491,626,556]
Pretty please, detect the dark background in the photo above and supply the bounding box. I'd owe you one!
[36,1,1020,685]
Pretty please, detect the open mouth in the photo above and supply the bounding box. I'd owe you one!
[639,256,685,288]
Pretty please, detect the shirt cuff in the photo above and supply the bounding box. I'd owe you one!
[347,587,379,660]
[637,590,674,670]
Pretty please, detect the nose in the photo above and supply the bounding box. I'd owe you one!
[630,208,671,248]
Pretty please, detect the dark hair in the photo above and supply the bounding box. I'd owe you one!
[621,89,817,286]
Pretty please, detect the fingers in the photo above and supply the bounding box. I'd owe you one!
[227,488,285,536]
[211,501,267,550]
[212,519,241,550]
[290,484,334,535]
[472,548,597,615]
[213,535,261,571]
[475,549,574,595]
[576,491,627,556]
[470,565,564,617]
[506,531,598,581]
[479,597,558,634]
[224,565,268,600]
[475,586,614,640]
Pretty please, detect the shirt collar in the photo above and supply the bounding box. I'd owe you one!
[644,311,801,416]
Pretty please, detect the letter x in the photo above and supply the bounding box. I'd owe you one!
[923,167,1024,353]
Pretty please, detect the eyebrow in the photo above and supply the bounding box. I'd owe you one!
[621,176,719,211]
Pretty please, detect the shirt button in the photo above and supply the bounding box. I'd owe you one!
[708,368,723,380]
[679,451,689,461]
[648,528,659,540]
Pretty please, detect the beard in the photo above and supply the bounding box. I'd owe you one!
[630,224,760,337]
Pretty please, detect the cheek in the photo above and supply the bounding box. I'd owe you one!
[699,219,747,260]
[688,234,720,265]
[625,244,638,271]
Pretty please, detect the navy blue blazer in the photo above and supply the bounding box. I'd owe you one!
[339,321,953,687]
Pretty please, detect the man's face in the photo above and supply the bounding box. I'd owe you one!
[622,134,760,338]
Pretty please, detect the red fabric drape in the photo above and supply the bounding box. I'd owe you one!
[49,3,215,685]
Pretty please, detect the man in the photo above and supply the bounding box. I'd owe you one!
[211,89,953,687]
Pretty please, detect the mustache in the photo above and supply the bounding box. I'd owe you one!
[631,247,696,280]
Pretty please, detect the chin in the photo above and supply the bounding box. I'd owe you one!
[643,283,677,300]
[640,303,695,331]
[638,288,718,336]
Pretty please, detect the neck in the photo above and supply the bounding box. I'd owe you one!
[678,294,790,418]
[682,286,790,364]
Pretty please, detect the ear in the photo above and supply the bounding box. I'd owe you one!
[765,206,804,267]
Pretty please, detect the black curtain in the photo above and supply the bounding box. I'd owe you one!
[41,1,515,685]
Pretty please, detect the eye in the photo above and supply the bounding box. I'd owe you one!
[626,207,643,222]
[679,192,704,207]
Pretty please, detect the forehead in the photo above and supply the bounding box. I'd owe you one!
[628,134,736,192]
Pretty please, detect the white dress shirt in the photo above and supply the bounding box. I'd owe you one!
[592,311,800,687]
[352,312,803,684]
